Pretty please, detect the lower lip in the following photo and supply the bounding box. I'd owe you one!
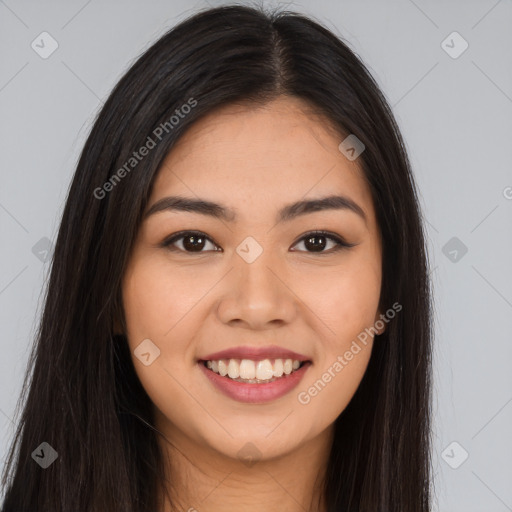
[198,361,311,403]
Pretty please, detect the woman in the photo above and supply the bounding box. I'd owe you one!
[1,4,433,511]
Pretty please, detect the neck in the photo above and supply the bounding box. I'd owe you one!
[155,419,333,512]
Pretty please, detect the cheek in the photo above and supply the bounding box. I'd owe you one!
[298,345,372,432]
[122,257,206,349]
[297,253,382,346]
[121,259,208,426]
[293,248,380,416]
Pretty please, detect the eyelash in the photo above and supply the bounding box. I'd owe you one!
[161,230,355,255]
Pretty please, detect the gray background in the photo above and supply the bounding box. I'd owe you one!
[1,0,511,510]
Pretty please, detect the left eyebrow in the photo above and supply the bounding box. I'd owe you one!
[144,194,367,225]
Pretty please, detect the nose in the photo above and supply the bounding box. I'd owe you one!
[216,250,297,330]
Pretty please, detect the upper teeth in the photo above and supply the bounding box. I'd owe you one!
[205,358,301,379]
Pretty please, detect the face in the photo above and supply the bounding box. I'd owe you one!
[121,95,384,463]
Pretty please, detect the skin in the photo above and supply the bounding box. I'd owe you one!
[120,95,385,512]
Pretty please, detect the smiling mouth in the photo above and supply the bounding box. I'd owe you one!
[201,358,308,384]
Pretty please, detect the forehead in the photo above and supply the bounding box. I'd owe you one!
[150,96,376,226]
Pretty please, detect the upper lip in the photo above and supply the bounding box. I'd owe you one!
[199,345,310,362]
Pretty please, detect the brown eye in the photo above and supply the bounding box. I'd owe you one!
[162,231,220,253]
[291,231,355,254]
[304,234,328,252]
[162,230,354,255]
